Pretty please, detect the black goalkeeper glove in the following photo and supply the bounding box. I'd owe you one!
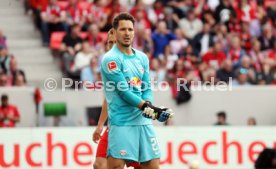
[141,102,174,122]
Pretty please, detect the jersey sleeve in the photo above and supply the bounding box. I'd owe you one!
[101,55,143,107]
[141,54,153,102]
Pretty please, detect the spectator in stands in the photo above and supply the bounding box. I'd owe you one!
[228,35,246,68]
[86,0,108,31]
[0,45,11,74]
[267,1,276,20]
[168,59,185,82]
[134,9,151,31]
[29,0,48,30]
[150,58,166,83]
[214,111,229,125]
[60,24,83,77]
[239,21,252,52]
[150,0,165,24]
[104,0,127,31]
[207,0,220,11]
[163,7,179,32]
[0,71,8,87]
[133,24,152,52]
[226,12,241,33]
[86,24,105,53]
[216,59,234,83]
[60,23,82,55]
[0,30,7,49]
[14,74,26,87]
[232,68,251,86]
[192,23,215,57]
[73,41,95,72]
[202,67,217,83]
[183,44,200,64]
[215,23,229,52]
[81,57,99,86]
[247,117,257,126]
[179,9,203,40]
[267,41,276,70]
[273,19,276,37]
[253,0,267,22]
[249,39,266,74]
[169,28,188,57]
[167,59,186,98]
[9,58,26,86]
[167,0,186,18]
[202,41,227,70]
[0,94,20,127]
[259,24,275,51]
[214,0,235,23]
[256,73,267,85]
[164,45,179,70]
[248,0,265,38]
[130,0,148,21]
[271,72,276,85]
[152,21,176,59]
[41,0,66,46]
[235,0,254,22]
[202,10,216,28]
[239,55,256,84]
[61,0,82,27]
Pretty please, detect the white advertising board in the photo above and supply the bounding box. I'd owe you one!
[0,127,275,169]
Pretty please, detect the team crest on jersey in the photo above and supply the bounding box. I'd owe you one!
[128,77,141,87]
[120,150,127,156]
[108,61,117,72]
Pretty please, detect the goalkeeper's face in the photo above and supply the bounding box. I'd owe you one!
[115,20,134,48]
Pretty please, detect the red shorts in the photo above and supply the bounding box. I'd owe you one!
[95,128,140,168]
[96,128,108,158]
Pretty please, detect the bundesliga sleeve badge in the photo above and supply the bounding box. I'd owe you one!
[108,61,117,72]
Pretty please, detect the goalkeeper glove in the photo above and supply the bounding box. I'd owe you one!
[141,102,174,122]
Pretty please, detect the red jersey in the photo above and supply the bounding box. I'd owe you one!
[65,4,82,23]
[229,48,244,63]
[0,105,20,127]
[87,34,104,47]
[240,32,251,51]
[268,50,276,60]
[42,4,62,17]
[29,0,48,11]
[87,4,105,24]
[202,51,226,67]
[268,49,276,70]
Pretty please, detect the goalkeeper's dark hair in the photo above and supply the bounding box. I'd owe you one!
[112,12,135,30]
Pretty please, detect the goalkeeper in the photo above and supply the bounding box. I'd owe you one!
[93,28,141,169]
[101,12,173,169]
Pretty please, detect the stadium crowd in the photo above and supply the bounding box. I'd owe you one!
[0,30,27,87]
[1,0,271,100]
[25,0,276,92]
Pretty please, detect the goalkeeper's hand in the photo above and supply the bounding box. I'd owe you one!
[141,102,174,122]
